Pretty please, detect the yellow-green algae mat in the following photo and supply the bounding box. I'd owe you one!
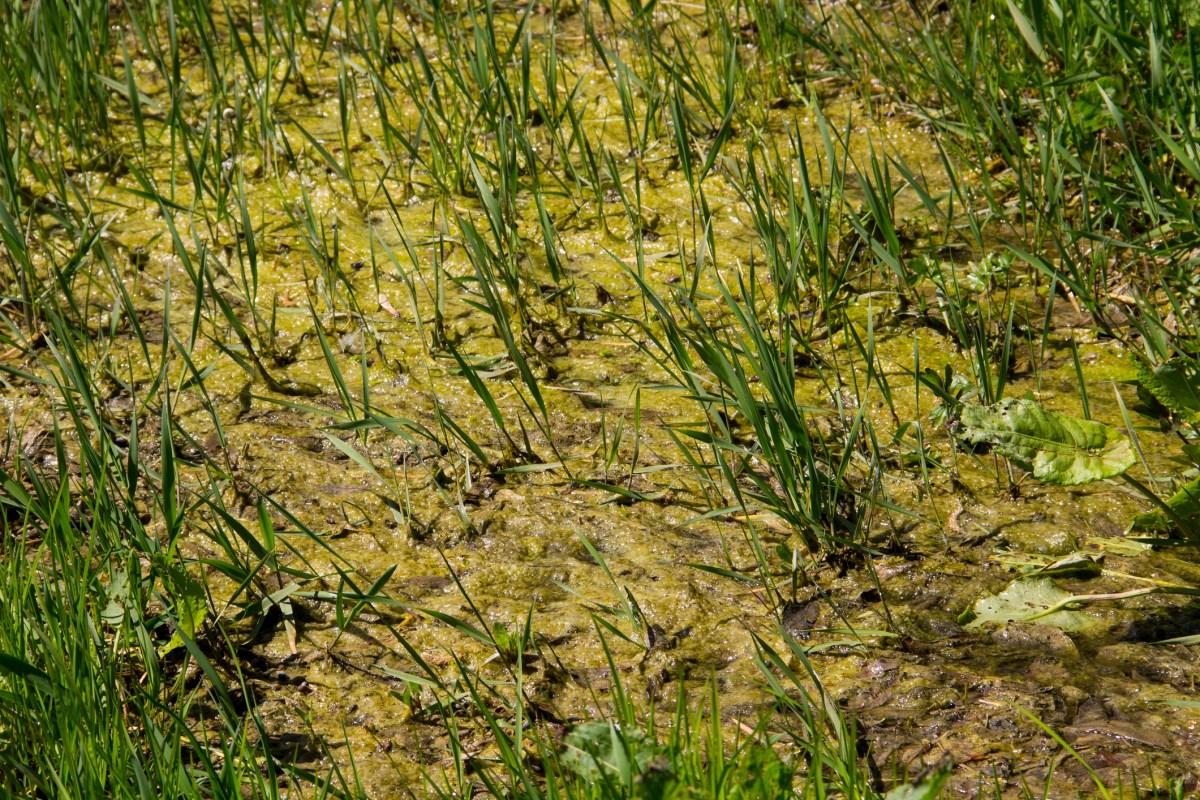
[2,0,1199,796]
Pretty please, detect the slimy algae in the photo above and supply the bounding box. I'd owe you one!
[2,0,1199,796]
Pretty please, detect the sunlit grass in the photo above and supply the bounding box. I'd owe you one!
[0,0,1197,796]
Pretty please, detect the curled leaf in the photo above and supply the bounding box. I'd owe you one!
[1027,553,1104,579]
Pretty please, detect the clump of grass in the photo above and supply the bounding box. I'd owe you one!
[0,309,293,798]
[627,265,870,557]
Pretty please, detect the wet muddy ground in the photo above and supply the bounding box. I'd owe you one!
[190,336,1200,796]
[5,1,1200,796]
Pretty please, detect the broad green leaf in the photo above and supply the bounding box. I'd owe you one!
[959,578,1094,631]
[101,569,131,627]
[958,399,1134,485]
[1183,444,1200,466]
[1136,358,1200,425]
[157,557,209,655]
[1130,476,1200,535]
[560,720,662,785]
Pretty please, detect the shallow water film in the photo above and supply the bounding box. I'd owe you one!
[2,0,1200,797]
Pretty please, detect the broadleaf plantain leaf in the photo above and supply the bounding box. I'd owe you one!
[958,399,1135,485]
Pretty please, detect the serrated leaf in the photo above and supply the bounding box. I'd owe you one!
[1136,358,1200,425]
[958,399,1135,485]
[959,578,1093,631]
